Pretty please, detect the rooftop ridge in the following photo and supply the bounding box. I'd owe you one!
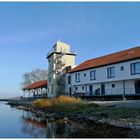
[85,45,140,63]
[69,45,140,73]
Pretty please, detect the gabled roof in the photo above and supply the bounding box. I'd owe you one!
[69,46,140,73]
[23,80,47,90]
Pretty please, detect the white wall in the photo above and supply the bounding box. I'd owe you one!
[125,80,135,94]
[71,59,140,85]
[65,59,140,95]
[67,80,135,95]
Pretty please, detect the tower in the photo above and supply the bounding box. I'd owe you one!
[47,41,76,97]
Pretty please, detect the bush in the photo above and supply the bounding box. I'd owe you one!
[33,99,52,108]
[32,95,82,109]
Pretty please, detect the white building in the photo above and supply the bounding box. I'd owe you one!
[66,46,140,97]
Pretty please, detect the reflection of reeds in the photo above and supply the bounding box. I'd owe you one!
[32,95,82,109]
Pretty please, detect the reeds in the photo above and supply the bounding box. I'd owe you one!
[32,95,82,109]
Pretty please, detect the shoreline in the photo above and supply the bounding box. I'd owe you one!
[7,99,140,131]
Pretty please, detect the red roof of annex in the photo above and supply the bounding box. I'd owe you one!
[69,46,140,73]
[23,80,47,90]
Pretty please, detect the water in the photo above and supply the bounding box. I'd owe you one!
[0,101,140,138]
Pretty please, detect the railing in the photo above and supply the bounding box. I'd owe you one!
[70,50,77,55]
[47,49,76,58]
[73,88,140,96]
[47,49,54,57]
[105,88,137,95]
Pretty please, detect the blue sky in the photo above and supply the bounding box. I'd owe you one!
[0,2,140,97]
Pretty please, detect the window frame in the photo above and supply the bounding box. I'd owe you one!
[107,67,115,78]
[120,66,124,71]
[84,73,86,77]
[90,70,96,80]
[131,62,140,75]
[75,73,80,83]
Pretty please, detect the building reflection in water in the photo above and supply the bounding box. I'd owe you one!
[20,110,72,138]
[19,110,135,138]
[21,110,47,138]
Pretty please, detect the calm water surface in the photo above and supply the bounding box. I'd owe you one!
[0,101,140,138]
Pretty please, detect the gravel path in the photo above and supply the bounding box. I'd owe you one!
[91,100,140,108]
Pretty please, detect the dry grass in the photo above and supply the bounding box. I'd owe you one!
[33,99,52,108]
[32,95,82,109]
[52,95,82,105]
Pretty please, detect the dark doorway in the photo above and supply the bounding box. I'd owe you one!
[101,83,105,95]
[89,85,93,95]
[135,81,140,94]
[69,87,72,96]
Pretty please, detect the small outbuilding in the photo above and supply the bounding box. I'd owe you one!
[23,80,48,99]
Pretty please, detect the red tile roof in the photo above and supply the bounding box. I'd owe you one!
[23,80,47,90]
[69,46,140,73]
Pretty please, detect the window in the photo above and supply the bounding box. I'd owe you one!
[90,70,96,80]
[68,76,71,84]
[75,73,80,82]
[49,77,51,85]
[131,62,140,75]
[84,73,86,77]
[112,84,115,88]
[75,87,78,91]
[107,67,115,78]
[82,86,84,90]
[121,66,124,71]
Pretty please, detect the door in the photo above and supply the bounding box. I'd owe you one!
[135,81,140,94]
[101,83,105,95]
[89,85,93,95]
[69,87,72,96]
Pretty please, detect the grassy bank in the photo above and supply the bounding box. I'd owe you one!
[32,95,98,115]
[32,96,140,120]
[8,96,140,129]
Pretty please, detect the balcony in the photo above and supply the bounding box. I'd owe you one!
[47,49,54,58]
[47,49,77,58]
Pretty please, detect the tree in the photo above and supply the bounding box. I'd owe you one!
[21,69,48,88]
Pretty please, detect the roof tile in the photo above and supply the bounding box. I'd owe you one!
[23,80,47,90]
[69,46,140,73]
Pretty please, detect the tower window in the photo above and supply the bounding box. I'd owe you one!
[49,77,51,85]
